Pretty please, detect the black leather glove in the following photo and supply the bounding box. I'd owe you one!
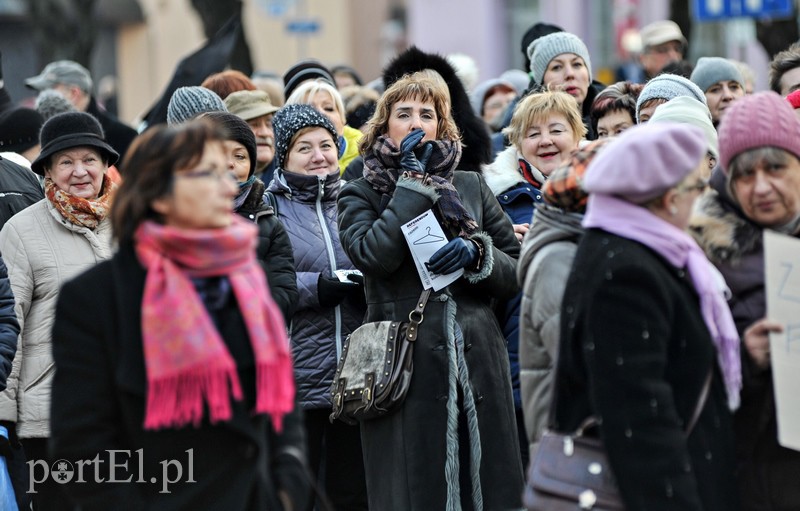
[318,274,361,308]
[427,237,479,275]
[400,129,433,174]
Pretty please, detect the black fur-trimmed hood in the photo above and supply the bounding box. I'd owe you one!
[383,46,493,173]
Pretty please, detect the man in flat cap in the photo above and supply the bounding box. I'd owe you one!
[25,60,137,164]
[639,20,688,81]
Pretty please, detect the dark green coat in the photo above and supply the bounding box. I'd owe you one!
[338,171,524,510]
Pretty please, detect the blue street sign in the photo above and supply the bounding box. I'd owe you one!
[695,0,793,21]
[286,19,321,34]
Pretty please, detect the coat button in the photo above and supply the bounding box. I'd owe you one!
[465,343,472,351]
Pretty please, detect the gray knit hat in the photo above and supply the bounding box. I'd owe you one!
[166,86,227,126]
[527,32,592,85]
[636,73,707,122]
[35,89,76,122]
[690,57,744,93]
[272,104,339,170]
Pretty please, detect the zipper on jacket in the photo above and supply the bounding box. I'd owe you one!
[316,178,344,359]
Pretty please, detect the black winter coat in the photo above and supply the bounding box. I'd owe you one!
[0,156,44,230]
[50,245,310,511]
[338,171,524,510]
[86,97,138,165]
[236,178,298,322]
[553,230,738,511]
[0,255,19,390]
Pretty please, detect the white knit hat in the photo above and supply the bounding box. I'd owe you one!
[648,95,719,159]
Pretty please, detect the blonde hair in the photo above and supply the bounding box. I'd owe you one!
[360,70,461,154]
[503,90,586,151]
[285,78,346,129]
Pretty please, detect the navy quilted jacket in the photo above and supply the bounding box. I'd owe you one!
[267,170,365,409]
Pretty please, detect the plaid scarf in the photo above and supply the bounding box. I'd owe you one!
[135,216,295,431]
[45,176,116,229]
[542,139,611,213]
[363,135,478,237]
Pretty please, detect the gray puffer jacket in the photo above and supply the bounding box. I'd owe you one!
[516,204,584,456]
[267,170,364,409]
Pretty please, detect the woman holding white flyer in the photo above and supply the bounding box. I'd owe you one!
[337,69,524,510]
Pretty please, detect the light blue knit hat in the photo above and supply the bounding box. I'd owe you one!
[690,57,744,93]
[636,74,707,122]
[527,32,592,85]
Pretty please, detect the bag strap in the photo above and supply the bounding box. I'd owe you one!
[405,288,432,342]
[685,367,713,436]
[263,190,279,216]
[552,364,714,438]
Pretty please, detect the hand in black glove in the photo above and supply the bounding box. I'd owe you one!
[400,128,433,174]
[426,237,479,275]
[346,273,364,286]
[318,274,362,308]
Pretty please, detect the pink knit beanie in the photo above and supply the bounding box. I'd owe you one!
[718,91,800,173]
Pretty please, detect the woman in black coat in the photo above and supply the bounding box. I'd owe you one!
[338,70,524,510]
[50,121,309,511]
[690,91,800,510]
[200,111,298,321]
[551,123,740,511]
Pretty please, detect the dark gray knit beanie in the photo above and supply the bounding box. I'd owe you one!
[690,57,745,93]
[272,104,339,170]
[199,111,257,178]
[167,86,227,126]
[527,32,592,85]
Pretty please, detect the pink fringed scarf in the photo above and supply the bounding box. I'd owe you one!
[134,216,295,431]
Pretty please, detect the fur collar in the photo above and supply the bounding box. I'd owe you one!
[481,145,544,196]
[382,46,493,173]
[689,189,762,265]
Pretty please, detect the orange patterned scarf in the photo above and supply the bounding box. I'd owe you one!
[45,176,116,229]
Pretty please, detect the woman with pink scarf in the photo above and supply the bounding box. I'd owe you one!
[49,121,308,511]
[548,122,741,510]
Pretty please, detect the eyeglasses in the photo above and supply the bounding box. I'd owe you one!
[176,169,238,182]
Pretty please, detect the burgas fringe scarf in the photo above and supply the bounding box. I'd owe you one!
[363,135,478,237]
[134,216,295,431]
[45,176,116,229]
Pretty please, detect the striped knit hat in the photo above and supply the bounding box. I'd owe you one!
[167,86,227,126]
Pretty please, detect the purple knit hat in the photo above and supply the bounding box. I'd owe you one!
[583,122,706,203]
[718,91,800,173]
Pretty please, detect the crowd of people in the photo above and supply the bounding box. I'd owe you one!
[0,15,798,511]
